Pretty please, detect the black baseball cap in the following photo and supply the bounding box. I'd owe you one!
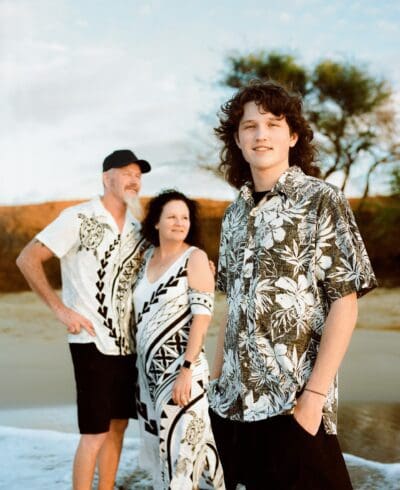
[102,149,151,173]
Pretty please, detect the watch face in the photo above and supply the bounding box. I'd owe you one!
[183,360,192,369]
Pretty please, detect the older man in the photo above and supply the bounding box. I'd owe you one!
[17,149,151,490]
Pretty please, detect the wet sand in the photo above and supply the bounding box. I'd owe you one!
[339,403,400,464]
[1,288,399,465]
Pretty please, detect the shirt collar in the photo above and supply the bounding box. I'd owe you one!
[239,165,304,203]
[94,196,140,234]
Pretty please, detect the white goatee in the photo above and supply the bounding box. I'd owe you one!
[124,195,144,221]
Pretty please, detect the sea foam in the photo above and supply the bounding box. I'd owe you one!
[0,425,399,489]
[0,426,151,489]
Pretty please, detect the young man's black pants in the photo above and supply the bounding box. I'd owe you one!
[209,409,353,490]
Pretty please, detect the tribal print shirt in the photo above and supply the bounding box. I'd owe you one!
[36,197,148,355]
[208,166,377,434]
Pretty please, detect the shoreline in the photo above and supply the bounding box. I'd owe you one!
[1,424,398,490]
[1,325,399,408]
[0,288,399,408]
[0,401,399,464]
[1,288,399,467]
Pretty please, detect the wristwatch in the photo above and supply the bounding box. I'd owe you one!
[181,359,193,370]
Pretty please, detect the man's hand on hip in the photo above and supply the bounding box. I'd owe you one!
[55,306,96,336]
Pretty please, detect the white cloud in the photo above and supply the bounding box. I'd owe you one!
[377,20,399,33]
[279,12,292,23]
[1,0,398,204]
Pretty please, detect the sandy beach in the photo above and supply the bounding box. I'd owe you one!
[1,288,399,408]
[1,288,399,488]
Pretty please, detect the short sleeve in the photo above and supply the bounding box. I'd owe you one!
[216,212,228,293]
[315,190,377,304]
[35,207,80,258]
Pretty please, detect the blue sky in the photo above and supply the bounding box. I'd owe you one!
[2,0,400,204]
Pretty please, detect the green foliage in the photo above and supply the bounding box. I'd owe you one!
[389,165,400,197]
[313,61,390,116]
[221,51,400,198]
[224,51,308,95]
[353,197,400,284]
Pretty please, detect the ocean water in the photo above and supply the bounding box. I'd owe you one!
[0,407,399,490]
[0,426,152,490]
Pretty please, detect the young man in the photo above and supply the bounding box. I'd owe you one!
[208,81,377,490]
[17,149,151,490]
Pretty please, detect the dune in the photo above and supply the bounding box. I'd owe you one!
[1,195,398,292]
[0,198,230,292]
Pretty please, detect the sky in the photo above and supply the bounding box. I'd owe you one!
[1,0,400,204]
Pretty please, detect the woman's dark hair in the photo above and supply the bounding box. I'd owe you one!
[141,189,202,247]
[215,79,320,189]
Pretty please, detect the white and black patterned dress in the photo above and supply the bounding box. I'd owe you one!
[133,246,225,490]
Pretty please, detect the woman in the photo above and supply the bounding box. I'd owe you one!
[133,190,225,489]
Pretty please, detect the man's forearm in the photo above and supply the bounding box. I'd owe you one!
[306,292,358,395]
[17,251,64,314]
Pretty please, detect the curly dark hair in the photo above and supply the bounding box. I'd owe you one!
[215,79,320,189]
[141,189,202,247]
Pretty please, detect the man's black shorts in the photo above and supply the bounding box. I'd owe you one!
[69,343,137,434]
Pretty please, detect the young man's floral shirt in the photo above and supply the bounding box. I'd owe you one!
[208,166,377,434]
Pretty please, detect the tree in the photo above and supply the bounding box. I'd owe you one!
[225,51,308,96]
[221,51,400,199]
[389,164,400,197]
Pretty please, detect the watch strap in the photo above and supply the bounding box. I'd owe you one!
[182,359,192,370]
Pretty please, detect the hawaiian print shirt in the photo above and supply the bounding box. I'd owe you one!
[208,166,377,434]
